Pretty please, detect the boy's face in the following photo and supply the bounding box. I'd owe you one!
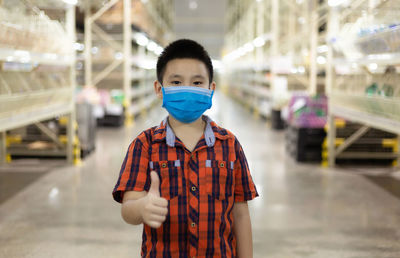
[154,58,216,99]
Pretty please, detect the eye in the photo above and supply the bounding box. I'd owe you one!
[193,81,203,86]
[170,81,181,85]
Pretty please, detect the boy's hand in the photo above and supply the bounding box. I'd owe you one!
[140,171,168,228]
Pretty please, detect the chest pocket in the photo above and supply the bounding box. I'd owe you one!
[150,160,183,200]
[205,160,234,200]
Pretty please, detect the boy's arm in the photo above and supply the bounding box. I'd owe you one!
[233,202,253,258]
[121,190,147,225]
[121,172,168,228]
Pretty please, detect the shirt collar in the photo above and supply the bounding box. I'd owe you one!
[153,115,227,148]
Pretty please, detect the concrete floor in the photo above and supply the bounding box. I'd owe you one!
[1,92,400,258]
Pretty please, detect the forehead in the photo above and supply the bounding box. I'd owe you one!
[164,58,208,77]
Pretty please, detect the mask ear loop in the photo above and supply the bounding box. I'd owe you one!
[160,82,166,107]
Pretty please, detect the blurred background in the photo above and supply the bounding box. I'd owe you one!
[0,0,400,257]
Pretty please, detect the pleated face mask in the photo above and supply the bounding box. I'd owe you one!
[162,86,214,123]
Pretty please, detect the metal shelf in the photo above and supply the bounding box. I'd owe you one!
[334,53,400,67]
[330,102,400,135]
[0,2,77,164]
[326,0,400,167]
[0,48,73,66]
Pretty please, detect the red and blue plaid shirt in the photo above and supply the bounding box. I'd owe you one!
[113,116,258,257]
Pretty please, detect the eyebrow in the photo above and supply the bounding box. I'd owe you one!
[167,74,206,80]
[192,75,206,79]
[168,74,183,79]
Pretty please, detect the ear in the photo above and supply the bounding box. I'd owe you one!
[209,81,216,91]
[154,80,163,99]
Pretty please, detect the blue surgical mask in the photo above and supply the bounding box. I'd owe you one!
[162,86,214,123]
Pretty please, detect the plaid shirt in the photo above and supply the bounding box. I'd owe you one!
[113,115,258,258]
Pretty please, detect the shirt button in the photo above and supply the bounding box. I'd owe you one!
[220,162,225,168]
[191,154,195,159]
[191,222,196,228]
[191,186,196,192]
[162,163,167,168]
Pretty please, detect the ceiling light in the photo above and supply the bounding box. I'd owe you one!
[135,33,149,46]
[243,43,254,53]
[317,56,326,64]
[147,41,157,52]
[253,37,266,47]
[368,63,378,71]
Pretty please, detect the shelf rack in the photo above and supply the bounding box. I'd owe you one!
[0,0,77,164]
[222,0,328,119]
[325,0,400,167]
[82,0,173,125]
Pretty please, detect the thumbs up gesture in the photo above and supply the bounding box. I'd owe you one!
[140,171,168,228]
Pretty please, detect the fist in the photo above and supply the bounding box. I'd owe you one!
[141,171,168,228]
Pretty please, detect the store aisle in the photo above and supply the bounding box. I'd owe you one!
[1,91,400,258]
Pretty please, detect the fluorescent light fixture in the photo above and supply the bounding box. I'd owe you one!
[74,42,84,51]
[298,66,305,74]
[368,63,378,71]
[154,46,163,55]
[212,59,223,70]
[317,45,328,53]
[317,56,326,65]
[296,0,304,3]
[253,37,266,47]
[63,0,78,5]
[147,41,158,52]
[243,43,254,53]
[141,0,148,3]
[135,33,149,46]
[298,17,306,24]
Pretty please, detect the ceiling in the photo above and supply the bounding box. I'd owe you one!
[173,0,226,59]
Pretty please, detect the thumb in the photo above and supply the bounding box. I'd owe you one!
[149,171,160,197]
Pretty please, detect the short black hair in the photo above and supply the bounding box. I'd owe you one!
[156,39,213,85]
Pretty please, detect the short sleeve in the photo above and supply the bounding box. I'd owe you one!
[233,137,259,202]
[112,133,150,203]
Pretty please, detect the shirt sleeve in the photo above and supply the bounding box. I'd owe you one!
[233,137,259,202]
[112,132,151,203]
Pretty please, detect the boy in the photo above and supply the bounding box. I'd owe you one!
[112,39,258,258]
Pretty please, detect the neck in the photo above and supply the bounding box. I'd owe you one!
[168,115,206,132]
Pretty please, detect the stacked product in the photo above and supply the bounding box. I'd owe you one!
[322,119,398,166]
[0,6,72,54]
[285,94,328,162]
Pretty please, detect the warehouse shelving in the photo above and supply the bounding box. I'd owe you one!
[222,0,327,121]
[325,0,400,167]
[0,0,77,164]
[82,0,173,126]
